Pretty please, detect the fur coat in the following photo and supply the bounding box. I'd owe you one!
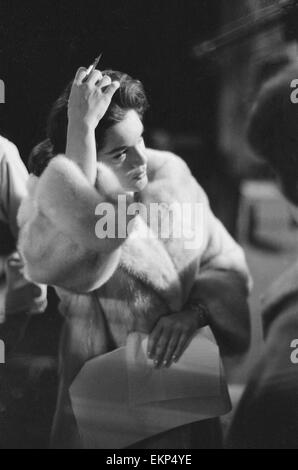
[18,148,251,447]
[18,148,251,351]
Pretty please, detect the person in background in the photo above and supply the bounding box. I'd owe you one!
[227,62,298,449]
[0,137,27,254]
[0,135,53,449]
[0,136,47,320]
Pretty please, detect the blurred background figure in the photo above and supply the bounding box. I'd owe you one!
[197,0,298,425]
[0,138,27,258]
[0,136,47,322]
[227,62,298,449]
[0,136,57,449]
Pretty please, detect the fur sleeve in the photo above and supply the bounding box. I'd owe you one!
[189,193,252,356]
[18,157,123,292]
[189,269,251,356]
[201,208,252,289]
[35,155,121,252]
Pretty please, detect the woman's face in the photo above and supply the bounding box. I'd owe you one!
[98,110,148,193]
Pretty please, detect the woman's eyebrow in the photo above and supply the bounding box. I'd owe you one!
[107,145,128,155]
[107,127,145,155]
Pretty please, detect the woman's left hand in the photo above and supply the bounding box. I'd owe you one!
[148,310,203,369]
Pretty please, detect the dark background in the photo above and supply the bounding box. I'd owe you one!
[0,0,221,166]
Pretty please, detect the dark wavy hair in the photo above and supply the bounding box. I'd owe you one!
[248,64,298,205]
[29,70,149,176]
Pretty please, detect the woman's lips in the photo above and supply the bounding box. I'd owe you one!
[132,168,147,180]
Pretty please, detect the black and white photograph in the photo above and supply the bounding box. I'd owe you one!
[0,0,298,452]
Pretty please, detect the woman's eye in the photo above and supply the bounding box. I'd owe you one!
[113,153,127,162]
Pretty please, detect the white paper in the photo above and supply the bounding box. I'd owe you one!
[70,332,231,449]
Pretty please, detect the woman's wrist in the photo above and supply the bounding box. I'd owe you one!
[66,119,96,156]
[67,117,95,135]
[186,300,209,329]
[66,119,97,184]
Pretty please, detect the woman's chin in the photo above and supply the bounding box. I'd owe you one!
[132,175,148,192]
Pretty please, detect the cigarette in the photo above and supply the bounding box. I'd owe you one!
[84,53,103,81]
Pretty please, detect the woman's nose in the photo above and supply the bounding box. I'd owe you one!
[131,142,148,167]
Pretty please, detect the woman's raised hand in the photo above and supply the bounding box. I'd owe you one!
[68,67,120,130]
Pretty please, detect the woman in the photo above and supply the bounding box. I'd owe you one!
[19,66,251,449]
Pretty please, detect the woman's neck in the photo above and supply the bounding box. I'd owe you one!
[96,162,133,202]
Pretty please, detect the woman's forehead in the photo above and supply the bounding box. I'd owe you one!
[103,110,144,152]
